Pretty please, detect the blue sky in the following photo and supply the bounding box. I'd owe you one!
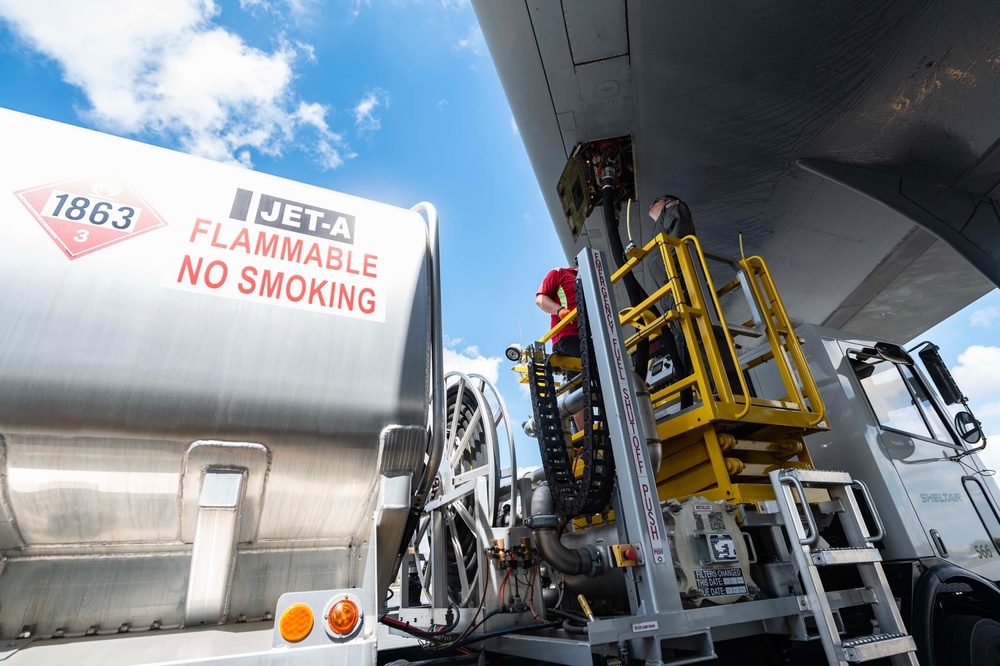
[0,0,997,476]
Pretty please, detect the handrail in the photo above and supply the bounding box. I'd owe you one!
[741,256,826,428]
[412,202,446,508]
[779,472,819,546]
[682,235,752,419]
[538,307,577,345]
[851,479,885,543]
[531,233,822,429]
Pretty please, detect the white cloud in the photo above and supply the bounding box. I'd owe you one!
[239,0,270,11]
[350,0,369,18]
[979,399,1000,417]
[0,0,350,169]
[436,99,448,111]
[353,88,390,133]
[454,24,485,56]
[509,116,519,135]
[952,346,1000,397]
[443,346,502,385]
[971,305,1000,328]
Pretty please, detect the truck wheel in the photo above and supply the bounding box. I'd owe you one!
[935,614,1000,666]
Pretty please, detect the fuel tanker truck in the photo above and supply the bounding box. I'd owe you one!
[0,107,448,665]
[3,110,1000,666]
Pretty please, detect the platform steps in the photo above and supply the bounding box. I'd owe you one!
[768,469,919,665]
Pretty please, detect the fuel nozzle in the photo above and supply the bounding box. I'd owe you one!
[577,594,595,622]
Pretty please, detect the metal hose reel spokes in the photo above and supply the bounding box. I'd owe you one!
[415,372,515,607]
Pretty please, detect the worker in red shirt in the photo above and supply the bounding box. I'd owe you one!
[536,264,585,431]
[536,265,580,360]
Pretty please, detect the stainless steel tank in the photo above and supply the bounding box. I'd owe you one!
[0,108,432,638]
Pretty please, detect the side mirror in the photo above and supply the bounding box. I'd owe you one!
[955,411,983,445]
[854,342,914,366]
[917,344,965,406]
[874,342,914,366]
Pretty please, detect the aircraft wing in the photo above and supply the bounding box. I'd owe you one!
[472,0,1000,342]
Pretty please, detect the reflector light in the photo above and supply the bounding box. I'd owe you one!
[327,598,360,636]
[279,603,314,642]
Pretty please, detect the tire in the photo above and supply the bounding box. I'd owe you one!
[934,614,1000,666]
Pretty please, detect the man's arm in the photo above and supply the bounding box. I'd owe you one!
[536,293,570,319]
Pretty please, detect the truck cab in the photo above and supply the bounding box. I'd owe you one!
[794,324,1000,582]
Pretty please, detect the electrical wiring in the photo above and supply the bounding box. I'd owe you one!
[496,567,512,612]
[527,564,544,622]
[447,619,561,650]
[379,600,460,639]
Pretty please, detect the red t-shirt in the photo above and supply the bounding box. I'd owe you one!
[537,268,579,343]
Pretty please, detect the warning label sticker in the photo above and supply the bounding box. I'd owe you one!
[165,187,384,322]
[14,176,168,259]
[694,568,748,597]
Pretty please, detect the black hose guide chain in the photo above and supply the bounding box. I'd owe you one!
[527,279,615,517]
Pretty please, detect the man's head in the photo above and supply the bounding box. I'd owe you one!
[648,194,695,238]
[648,195,681,221]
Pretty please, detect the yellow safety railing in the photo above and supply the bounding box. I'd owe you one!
[737,255,826,428]
[530,233,824,430]
[527,234,828,507]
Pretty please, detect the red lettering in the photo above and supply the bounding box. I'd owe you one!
[190,219,211,243]
[204,260,228,289]
[359,287,376,314]
[285,275,306,302]
[345,249,360,275]
[326,246,342,270]
[363,254,378,278]
[230,228,250,253]
[238,266,257,294]
[304,243,323,268]
[177,255,202,284]
[337,283,355,310]
[260,269,284,298]
[280,237,303,263]
[255,231,277,258]
[308,278,328,306]
[210,222,227,249]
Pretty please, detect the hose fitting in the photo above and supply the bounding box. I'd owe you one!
[525,514,605,578]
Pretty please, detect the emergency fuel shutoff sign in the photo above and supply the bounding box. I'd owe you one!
[15,176,168,259]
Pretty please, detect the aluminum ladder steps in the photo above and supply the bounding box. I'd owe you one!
[769,469,919,666]
[842,634,917,663]
[811,547,882,566]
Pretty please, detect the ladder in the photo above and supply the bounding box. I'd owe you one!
[768,469,919,665]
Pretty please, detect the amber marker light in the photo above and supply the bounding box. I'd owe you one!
[279,603,314,642]
[326,598,360,637]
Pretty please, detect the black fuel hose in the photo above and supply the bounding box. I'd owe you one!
[599,169,652,378]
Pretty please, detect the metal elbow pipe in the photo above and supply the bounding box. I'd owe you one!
[527,514,604,578]
[522,388,586,437]
[530,481,554,518]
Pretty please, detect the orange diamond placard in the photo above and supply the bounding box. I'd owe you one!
[15,176,168,259]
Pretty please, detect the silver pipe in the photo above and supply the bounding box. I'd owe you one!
[530,481,554,518]
[634,372,662,475]
[527,514,604,578]
[522,387,585,437]
[412,202,444,508]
